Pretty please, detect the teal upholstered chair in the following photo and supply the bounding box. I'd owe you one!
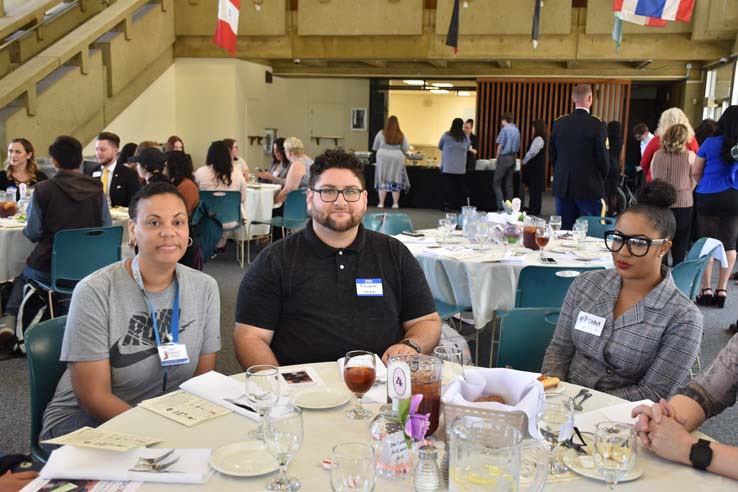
[515,266,605,309]
[496,308,560,372]
[362,213,413,236]
[580,216,616,240]
[247,189,308,263]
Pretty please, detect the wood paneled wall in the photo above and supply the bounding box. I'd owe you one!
[476,79,631,187]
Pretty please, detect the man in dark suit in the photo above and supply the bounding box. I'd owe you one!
[84,132,140,207]
[549,84,609,230]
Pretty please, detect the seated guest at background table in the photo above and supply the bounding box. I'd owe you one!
[373,115,411,209]
[494,112,521,211]
[166,135,185,152]
[257,137,289,186]
[234,148,441,367]
[117,142,138,171]
[194,140,248,250]
[464,119,478,171]
[641,107,698,183]
[39,183,221,449]
[1,138,48,200]
[0,136,112,341]
[84,132,141,207]
[631,333,738,480]
[130,147,169,185]
[223,138,250,182]
[522,119,547,215]
[439,118,470,212]
[274,137,312,206]
[165,150,199,215]
[542,180,703,402]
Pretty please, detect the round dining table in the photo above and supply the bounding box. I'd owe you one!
[245,183,282,239]
[97,362,732,491]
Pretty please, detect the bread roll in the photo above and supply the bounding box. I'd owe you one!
[537,374,560,390]
[473,394,506,404]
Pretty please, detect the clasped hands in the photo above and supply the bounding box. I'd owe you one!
[631,399,697,465]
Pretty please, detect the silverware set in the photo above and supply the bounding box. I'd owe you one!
[129,449,181,473]
[572,388,592,411]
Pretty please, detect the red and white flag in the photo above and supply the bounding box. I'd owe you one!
[613,0,666,26]
[213,0,240,57]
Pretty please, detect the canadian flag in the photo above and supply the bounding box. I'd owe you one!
[213,0,240,57]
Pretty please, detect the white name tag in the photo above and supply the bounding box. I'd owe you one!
[92,171,102,178]
[356,278,383,296]
[157,343,190,366]
[574,311,606,337]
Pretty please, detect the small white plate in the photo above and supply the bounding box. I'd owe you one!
[544,381,566,394]
[210,441,279,477]
[292,386,350,409]
[563,451,643,483]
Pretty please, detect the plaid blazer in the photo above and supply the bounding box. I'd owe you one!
[542,268,703,402]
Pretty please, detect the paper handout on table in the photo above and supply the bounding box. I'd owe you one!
[41,446,212,484]
[279,366,325,390]
[424,246,482,260]
[574,399,654,432]
[139,390,231,427]
[179,370,259,421]
[22,477,141,492]
[41,427,161,452]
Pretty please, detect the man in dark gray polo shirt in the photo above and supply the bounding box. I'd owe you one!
[234,148,441,367]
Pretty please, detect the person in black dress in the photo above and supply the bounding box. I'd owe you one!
[522,120,547,215]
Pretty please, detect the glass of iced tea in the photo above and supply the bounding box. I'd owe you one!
[343,350,376,420]
[388,354,443,436]
[535,223,551,258]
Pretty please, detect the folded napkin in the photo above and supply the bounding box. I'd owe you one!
[442,367,544,438]
[179,371,259,421]
[574,399,654,433]
[41,446,211,484]
[424,246,481,260]
[337,354,387,403]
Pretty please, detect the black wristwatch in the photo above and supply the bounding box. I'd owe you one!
[400,339,422,353]
[689,438,713,470]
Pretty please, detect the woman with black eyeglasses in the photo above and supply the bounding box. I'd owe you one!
[542,180,703,402]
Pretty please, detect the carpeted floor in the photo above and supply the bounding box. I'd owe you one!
[2,195,737,455]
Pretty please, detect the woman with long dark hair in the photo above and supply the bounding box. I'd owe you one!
[257,137,289,185]
[1,138,47,200]
[373,115,410,209]
[692,106,738,307]
[522,119,547,215]
[165,150,198,215]
[223,138,250,182]
[438,118,470,211]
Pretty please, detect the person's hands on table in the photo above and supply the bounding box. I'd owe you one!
[257,170,273,181]
[632,398,687,445]
[381,343,418,365]
[0,470,38,492]
[644,414,698,465]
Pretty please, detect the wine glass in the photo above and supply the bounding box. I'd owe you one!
[549,215,562,234]
[264,403,304,492]
[343,350,376,420]
[536,394,575,475]
[475,221,490,253]
[245,365,280,440]
[437,219,450,242]
[433,345,464,382]
[535,223,551,258]
[330,442,376,492]
[593,422,637,490]
[445,212,458,231]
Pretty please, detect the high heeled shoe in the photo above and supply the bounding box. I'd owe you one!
[712,289,728,308]
[696,288,713,306]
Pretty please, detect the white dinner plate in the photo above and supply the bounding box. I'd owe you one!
[563,450,644,483]
[210,441,279,477]
[291,386,350,409]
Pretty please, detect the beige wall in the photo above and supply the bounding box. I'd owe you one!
[388,91,476,148]
[86,58,370,169]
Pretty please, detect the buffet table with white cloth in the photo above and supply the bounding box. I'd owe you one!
[76,362,732,492]
[244,183,282,238]
[395,230,614,328]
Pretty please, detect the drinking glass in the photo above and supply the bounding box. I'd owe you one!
[245,365,280,440]
[438,219,450,242]
[343,350,376,420]
[536,394,575,475]
[475,221,490,253]
[573,218,589,243]
[535,223,551,258]
[445,213,458,231]
[593,422,637,490]
[330,442,376,492]
[433,345,464,382]
[264,403,304,491]
[549,215,562,233]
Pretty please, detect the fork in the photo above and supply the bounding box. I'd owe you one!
[137,449,174,466]
[130,456,180,473]
[573,392,592,411]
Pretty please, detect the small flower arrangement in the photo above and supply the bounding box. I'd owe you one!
[504,198,526,223]
[397,394,430,447]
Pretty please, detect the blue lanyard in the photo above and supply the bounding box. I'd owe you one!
[131,256,180,390]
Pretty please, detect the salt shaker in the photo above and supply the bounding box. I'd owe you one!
[414,444,440,492]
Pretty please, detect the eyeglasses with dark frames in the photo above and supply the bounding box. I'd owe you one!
[604,230,668,257]
[311,188,364,203]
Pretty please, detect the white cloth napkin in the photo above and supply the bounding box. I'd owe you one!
[179,371,259,421]
[574,399,654,433]
[337,354,387,403]
[41,446,212,484]
[441,367,544,438]
[699,238,728,268]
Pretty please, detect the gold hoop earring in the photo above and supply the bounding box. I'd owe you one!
[128,238,136,248]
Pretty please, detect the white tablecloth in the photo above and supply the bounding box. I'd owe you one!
[92,362,730,491]
[398,232,614,328]
[245,183,281,238]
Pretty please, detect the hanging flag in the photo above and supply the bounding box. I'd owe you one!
[445,0,460,54]
[611,14,623,53]
[627,0,694,22]
[613,0,665,26]
[531,0,542,49]
[213,0,240,57]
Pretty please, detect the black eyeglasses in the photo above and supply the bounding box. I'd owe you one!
[604,231,668,257]
[311,188,364,203]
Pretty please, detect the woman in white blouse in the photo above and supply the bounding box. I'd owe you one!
[522,119,547,215]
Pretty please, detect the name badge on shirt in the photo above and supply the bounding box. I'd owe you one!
[356,278,383,296]
[92,171,102,178]
[157,343,190,367]
[574,311,606,337]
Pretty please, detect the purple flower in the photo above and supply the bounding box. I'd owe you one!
[404,394,430,441]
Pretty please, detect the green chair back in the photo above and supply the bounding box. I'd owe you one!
[672,257,710,300]
[282,189,308,225]
[497,308,560,372]
[25,316,67,462]
[580,216,616,239]
[515,266,604,309]
[362,213,413,235]
[199,191,242,231]
[50,226,123,294]
[685,238,709,262]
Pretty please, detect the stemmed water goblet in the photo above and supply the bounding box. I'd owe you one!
[264,403,304,491]
[343,350,376,420]
[475,221,490,253]
[573,218,589,244]
[593,422,637,490]
[536,393,575,475]
[245,364,280,440]
[549,215,562,234]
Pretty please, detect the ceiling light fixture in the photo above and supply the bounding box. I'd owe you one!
[457,91,471,96]
[431,82,454,88]
[430,89,450,94]
[403,80,425,86]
